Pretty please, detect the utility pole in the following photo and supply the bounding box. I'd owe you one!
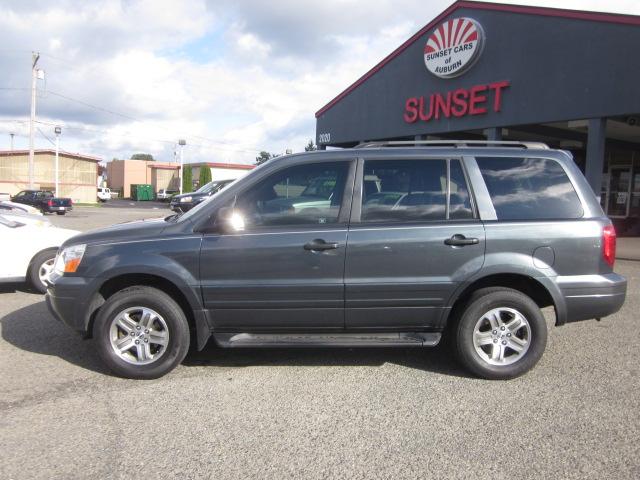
[9,133,14,150]
[178,139,186,194]
[54,126,61,197]
[28,52,40,189]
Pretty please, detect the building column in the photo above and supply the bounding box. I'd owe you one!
[485,127,502,141]
[585,118,606,199]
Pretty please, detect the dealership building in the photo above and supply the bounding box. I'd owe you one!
[315,1,640,235]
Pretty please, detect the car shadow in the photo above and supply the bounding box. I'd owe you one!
[0,301,111,375]
[0,282,35,294]
[1,301,472,379]
[185,342,472,378]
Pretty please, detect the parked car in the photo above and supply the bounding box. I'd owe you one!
[0,200,43,216]
[170,179,234,212]
[156,188,179,202]
[12,190,73,215]
[97,187,111,202]
[47,141,626,380]
[0,210,51,228]
[0,214,79,293]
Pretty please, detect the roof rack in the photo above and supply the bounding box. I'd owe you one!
[355,140,549,149]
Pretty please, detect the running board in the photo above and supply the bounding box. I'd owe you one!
[213,332,441,348]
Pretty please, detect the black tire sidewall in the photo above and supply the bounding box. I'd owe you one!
[94,287,190,379]
[28,249,57,294]
[456,289,547,380]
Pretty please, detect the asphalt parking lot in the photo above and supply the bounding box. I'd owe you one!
[1,206,639,479]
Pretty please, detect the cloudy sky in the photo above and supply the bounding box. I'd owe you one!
[1,0,639,165]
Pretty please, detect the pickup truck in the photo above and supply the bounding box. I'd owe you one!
[12,190,73,215]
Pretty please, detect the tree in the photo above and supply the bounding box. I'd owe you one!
[182,165,193,193]
[255,151,272,165]
[304,140,317,152]
[131,153,154,160]
[199,165,212,187]
[255,151,281,165]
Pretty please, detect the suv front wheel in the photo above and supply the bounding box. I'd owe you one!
[453,287,547,380]
[94,286,190,379]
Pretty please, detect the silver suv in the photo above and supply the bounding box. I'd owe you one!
[47,141,627,380]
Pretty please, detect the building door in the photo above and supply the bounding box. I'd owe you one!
[605,166,632,218]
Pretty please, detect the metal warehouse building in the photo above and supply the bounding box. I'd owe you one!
[315,1,640,235]
[0,149,99,203]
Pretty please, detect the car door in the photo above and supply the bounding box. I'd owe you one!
[345,157,485,330]
[199,159,355,331]
[12,191,31,206]
[0,217,31,279]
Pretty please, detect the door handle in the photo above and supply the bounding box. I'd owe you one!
[304,239,339,251]
[444,234,479,246]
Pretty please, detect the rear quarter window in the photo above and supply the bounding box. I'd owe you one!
[476,157,583,220]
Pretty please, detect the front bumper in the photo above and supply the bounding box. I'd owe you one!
[46,275,95,335]
[557,272,627,323]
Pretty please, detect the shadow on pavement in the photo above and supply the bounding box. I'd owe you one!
[0,282,35,294]
[0,301,110,375]
[2,301,472,378]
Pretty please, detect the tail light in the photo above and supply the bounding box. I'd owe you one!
[47,199,54,207]
[602,225,616,267]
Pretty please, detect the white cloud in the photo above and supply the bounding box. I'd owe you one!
[0,0,638,165]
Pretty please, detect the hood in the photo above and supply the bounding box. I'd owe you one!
[171,191,208,201]
[62,216,169,247]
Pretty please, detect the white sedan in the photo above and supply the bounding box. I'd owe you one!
[0,214,79,293]
[0,200,43,216]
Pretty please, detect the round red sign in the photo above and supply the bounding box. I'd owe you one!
[424,17,484,78]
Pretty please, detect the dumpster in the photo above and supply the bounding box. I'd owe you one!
[130,184,154,201]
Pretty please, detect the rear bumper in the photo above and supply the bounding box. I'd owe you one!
[556,273,627,323]
[45,205,73,213]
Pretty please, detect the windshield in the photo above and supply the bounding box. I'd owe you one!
[169,178,238,222]
[196,180,227,194]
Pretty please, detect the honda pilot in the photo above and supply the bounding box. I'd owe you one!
[46,141,627,380]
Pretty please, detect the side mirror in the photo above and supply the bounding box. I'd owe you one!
[216,206,245,233]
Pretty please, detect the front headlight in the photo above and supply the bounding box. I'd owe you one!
[180,196,192,203]
[53,244,86,275]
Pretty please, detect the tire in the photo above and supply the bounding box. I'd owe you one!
[452,287,547,380]
[94,286,190,379]
[27,248,57,294]
[56,211,66,215]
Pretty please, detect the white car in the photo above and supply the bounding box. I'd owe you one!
[0,214,79,293]
[0,200,43,216]
[97,187,111,202]
[0,211,51,227]
[156,188,178,201]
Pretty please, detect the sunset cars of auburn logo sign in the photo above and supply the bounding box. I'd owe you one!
[424,17,484,78]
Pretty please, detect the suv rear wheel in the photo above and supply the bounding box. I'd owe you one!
[453,287,547,380]
[94,286,190,379]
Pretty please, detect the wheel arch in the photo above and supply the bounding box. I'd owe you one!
[445,273,565,327]
[26,246,58,276]
[85,273,207,349]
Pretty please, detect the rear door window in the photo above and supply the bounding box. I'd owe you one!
[476,157,583,220]
[360,159,474,223]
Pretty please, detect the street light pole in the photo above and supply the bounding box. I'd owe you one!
[9,133,14,151]
[178,139,186,194]
[54,126,61,197]
[28,52,40,189]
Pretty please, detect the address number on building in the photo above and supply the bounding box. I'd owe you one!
[318,133,331,144]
